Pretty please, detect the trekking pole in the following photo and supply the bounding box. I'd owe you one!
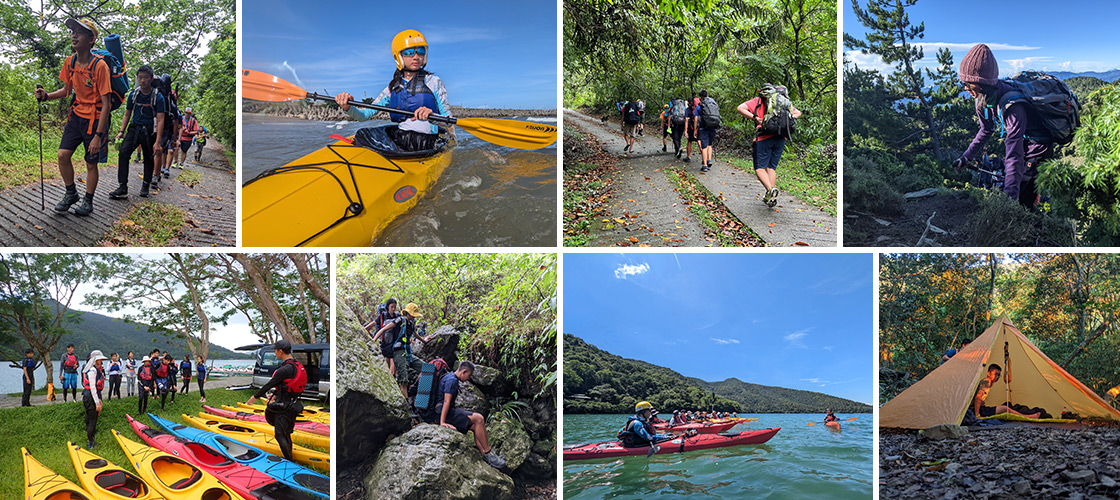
[36,84,44,210]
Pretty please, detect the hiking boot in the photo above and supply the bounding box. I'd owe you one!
[54,192,79,212]
[140,182,150,198]
[662,145,667,152]
[768,187,779,208]
[483,451,506,469]
[683,156,690,163]
[73,197,93,216]
[700,165,710,173]
[109,185,128,199]
[151,179,159,191]
[762,189,773,206]
[87,440,96,450]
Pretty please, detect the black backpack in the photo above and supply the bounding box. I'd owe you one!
[670,99,687,126]
[377,310,403,358]
[996,71,1081,145]
[699,96,721,129]
[756,84,796,139]
[623,102,641,125]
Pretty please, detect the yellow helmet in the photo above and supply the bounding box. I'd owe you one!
[635,401,653,413]
[391,29,428,70]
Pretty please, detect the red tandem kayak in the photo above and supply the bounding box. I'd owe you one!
[652,420,739,434]
[563,427,780,461]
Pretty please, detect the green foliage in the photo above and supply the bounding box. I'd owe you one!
[962,188,1075,247]
[488,397,531,424]
[337,253,557,399]
[196,22,235,147]
[564,334,871,413]
[842,152,904,215]
[1065,76,1106,103]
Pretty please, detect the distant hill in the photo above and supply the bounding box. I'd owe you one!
[1051,69,1120,83]
[564,334,871,414]
[38,307,253,361]
[1065,76,1108,102]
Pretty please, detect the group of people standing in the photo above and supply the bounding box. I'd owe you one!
[32,17,206,214]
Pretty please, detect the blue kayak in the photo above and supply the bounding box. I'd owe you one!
[147,413,329,500]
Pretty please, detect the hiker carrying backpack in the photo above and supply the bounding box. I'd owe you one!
[413,358,451,422]
[670,99,687,127]
[754,84,796,139]
[994,71,1080,145]
[623,101,641,125]
[698,95,721,129]
[68,34,129,112]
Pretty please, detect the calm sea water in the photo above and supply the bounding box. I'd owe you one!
[563,413,873,499]
[243,115,557,247]
[2,359,252,394]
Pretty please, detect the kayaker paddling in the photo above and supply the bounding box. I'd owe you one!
[334,29,452,152]
[617,401,671,451]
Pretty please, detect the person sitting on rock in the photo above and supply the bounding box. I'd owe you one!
[971,364,1042,419]
[617,401,670,448]
[438,360,506,469]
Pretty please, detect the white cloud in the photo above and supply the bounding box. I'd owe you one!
[845,50,894,74]
[711,338,740,345]
[614,262,650,279]
[784,330,808,349]
[1003,56,1053,74]
[800,377,862,387]
[822,346,833,351]
[914,42,1040,52]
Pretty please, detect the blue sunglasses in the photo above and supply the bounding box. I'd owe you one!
[400,47,427,57]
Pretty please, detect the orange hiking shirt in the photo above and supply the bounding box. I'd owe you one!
[60,53,110,132]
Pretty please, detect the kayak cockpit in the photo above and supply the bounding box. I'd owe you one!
[353,124,452,159]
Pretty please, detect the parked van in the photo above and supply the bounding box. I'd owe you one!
[237,342,331,400]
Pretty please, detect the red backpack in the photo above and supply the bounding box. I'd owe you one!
[281,358,307,394]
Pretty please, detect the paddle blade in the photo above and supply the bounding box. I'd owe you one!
[845,417,858,421]
[807,422,817,425]
[242,69,309,102]
[457,117,557,150]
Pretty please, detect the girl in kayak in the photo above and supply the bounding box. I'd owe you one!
[334,29,452,152]
[825,409,837,422]
[618,401,670,447]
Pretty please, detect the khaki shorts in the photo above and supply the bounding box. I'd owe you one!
[622,123,637,138]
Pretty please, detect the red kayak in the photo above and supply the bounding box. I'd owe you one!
[204,405,330,437]
[563,427,780,461]
[126,414,318,500]
[652,421,738,434]
[825,421,841,432]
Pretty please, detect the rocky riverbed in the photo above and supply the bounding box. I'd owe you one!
[880,425,1120,499]
[243,100,555,122]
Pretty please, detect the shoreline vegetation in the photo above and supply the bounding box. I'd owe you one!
[242,100,556,122]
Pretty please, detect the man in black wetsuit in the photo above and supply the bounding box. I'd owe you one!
[245,339,307,461]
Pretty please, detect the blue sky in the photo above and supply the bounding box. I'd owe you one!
[564,253,875,405]
[844,0,1120,77]
[242,0,557,109]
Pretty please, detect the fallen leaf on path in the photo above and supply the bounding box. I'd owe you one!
[34,225,43,230]
[628,236,639,243]
[795,242,809,246]
[768,223,776,227]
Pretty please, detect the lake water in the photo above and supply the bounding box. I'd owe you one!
[3,359,253,394]
[243,116,558,246]
[563,413,873,499]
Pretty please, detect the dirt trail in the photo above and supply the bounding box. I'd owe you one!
[566,109,836,246]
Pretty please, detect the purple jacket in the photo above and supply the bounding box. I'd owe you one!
[963,80,1052,200]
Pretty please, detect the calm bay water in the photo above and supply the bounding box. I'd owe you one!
[243,115,557,246]
[563,413,872,499]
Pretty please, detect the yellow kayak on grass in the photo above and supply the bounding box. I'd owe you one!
[181,414,330,472]
[22,447,94,500]
[235,402,331,424]
[243,124,455,247]
[199,412,329,450]
[67,442,164,500]
[112,429,237,500]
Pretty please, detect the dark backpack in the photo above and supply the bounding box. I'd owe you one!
[699,96,721,129]
[670,99,687,126]
[623,103,641,125]
[756,84,796,139]
[996,71,1081,145]
[380,316,409,358]
[68,46,129,111]
[414,358,452,422]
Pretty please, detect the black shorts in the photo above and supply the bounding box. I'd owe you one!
[60,111,110,164]
[444,407,474,433]
[180,140,192,153]
[979,405,997,417]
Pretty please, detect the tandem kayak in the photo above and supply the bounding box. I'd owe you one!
[128,415,318,500]
[652,420,739,434]
[23,447,93,500]
[199,411,329,449]
[181,413,330,471]
[563,427,781,461]
[208,404,330,436]
[243,124,454,247]
[149,413,330,500]
[67,442,162,500]
[112,429,238,500]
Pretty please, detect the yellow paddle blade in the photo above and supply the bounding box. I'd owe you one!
[242,69,308,102]
[457,117,556,150]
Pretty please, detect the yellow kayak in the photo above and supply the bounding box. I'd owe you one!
[67,442,163,500]
[181,414,330,472]
[235,402,331,424]
[111,429,237,500]
[199,412,329,450]
[243,124,455,247]
[22,447,94,500]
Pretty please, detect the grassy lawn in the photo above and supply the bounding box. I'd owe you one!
[0,128,64,190]
[2,384,328,497]
[100,202,187,246]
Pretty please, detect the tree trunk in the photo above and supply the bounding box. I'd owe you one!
[1061,321,1110,368]
[287,253,330,306]
[231,254,307,344]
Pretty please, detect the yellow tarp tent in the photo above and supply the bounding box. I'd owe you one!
[880,315,1120,429]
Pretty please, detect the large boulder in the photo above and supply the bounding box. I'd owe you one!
[519,438,556,479]
[469,364,513,397]
[486,418,532,471]
[337,306,411,467]
[455,380,490,417]
[365,425,513,500]
[412,325,460,365]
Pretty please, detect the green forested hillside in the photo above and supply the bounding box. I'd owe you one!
[37,307,250,361]
[564,334,870,414]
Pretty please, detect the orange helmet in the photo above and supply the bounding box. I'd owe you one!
[391,30,428,70]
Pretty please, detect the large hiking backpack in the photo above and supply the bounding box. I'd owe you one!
[414,358,452,422]
[756,84,796,139]
[699,96,721,129]
[623,102,641,124]
[670,99,687,126]
[996,71,1081,145]
[69,41,129,111]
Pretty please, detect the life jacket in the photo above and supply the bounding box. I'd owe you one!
[138,364,154,382]
[62,353,79,373]
[155,363,168,378]
[278,358,307,395]
[698,96,722,129]
[617,416,656,447]
[670,99,687,126]
[82,365,105,391]
[387,70,438,123]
